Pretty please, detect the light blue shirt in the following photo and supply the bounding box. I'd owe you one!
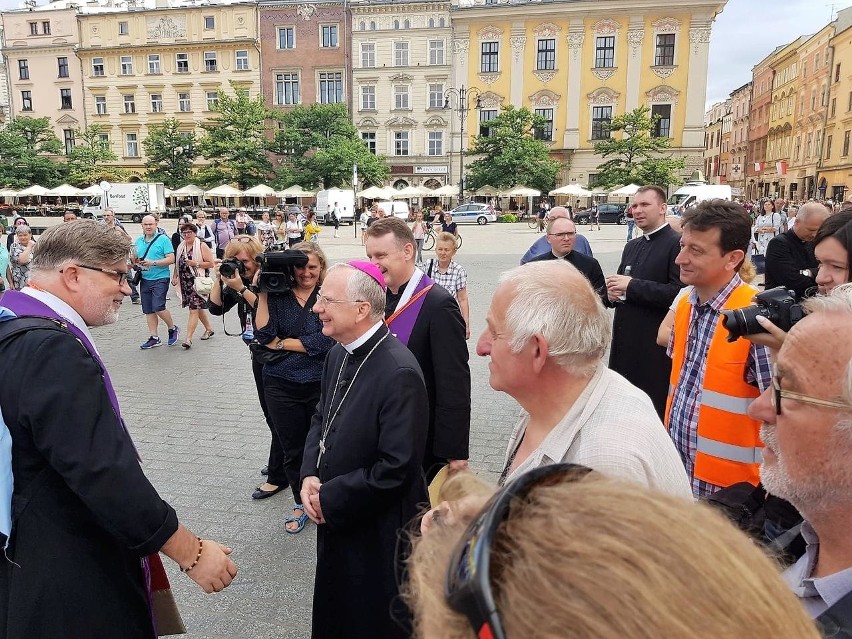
[0,244,10,289]
[134,233,173,281]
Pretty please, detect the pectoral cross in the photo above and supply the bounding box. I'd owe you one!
[318,438,326,464]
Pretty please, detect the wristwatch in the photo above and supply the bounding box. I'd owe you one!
[275,339,285,350]
[237,286,248,296]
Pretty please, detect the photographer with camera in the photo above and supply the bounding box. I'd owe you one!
[253,242,334,533]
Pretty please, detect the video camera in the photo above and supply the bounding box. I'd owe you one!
[720,286,805,342]
[256,248,308,293]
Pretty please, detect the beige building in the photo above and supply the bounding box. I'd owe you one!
[350,1,453,191]
[76,2,261,175]
[727,82,750,196]
[1,7,86,153]
[765,37,804,199]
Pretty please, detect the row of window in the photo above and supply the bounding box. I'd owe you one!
[276,24,340,49]
[95,91,220,115]
[359,130,445,156]
[355,17,447,31]
[87,51,249,77]
[358,40,446,67]
[274,72,343,105]
[61,129,141,158]
[20,89,74,111]
[18,56,69,80]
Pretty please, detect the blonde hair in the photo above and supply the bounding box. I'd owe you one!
[223,236,264,260]
[406,472,819,639]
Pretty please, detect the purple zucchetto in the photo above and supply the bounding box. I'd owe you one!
[347,260,387,291]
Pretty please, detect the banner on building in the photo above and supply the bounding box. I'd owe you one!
[754,162,764,172]
[776,161,787,175]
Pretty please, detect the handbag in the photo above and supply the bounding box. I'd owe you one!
[131,233,165,286]
[184,239,214,297]
[249,287,319,364]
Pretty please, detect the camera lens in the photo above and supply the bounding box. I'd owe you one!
[721,307,766,343]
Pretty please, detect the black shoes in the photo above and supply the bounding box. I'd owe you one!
[252,484,285,500]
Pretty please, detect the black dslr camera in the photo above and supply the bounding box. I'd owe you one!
[219,257,245,279]
[256,249,308,293]
[720,286,805,343]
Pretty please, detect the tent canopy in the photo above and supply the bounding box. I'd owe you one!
[243,183,277,197]
[609,184,641,197]
[172,184,206,197]
[16,185,50,197]
[432,184,459,196]
[506,185,541,197]
[204,184,244,198]
[357,185,392,199]
[549,184,593,197]
[79,185,103,196]
[277,185,316,198]
[390,185,426,198]
[473,184,501,196]
[0,189,18,198]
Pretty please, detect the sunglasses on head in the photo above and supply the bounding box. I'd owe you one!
[444,463,593,639]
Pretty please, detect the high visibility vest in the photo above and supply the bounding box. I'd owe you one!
[665,283,763,488]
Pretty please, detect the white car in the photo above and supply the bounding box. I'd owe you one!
[448,203,497,225]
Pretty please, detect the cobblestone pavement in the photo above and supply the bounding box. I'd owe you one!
[84,219,631,638]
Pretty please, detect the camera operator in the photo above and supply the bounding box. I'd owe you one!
[207,236,276,484]
[253,242,334,533]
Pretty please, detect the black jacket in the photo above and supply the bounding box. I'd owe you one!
[765,229,818,300]
[527,249,607,301]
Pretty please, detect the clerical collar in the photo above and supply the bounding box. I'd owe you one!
[643,222,669,241]
[551,250,572,259]
[21,286,98,354]
[343,321,385,354]
[385,268,424,317]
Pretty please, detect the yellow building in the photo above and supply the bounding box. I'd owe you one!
[448,0,726,188]
[765,37,804,199]
[818,7,852,202]
[76,3,261,175]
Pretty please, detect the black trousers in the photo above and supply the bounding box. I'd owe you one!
[264,375,321,504]
[251,358,285,487]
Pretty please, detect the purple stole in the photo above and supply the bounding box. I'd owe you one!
[386,274,434,346]
[0,290,180,637]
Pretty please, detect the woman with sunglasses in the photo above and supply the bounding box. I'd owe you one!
[170,223,215,348]
[408,466,820,639]
[252,242,335,534]
[273,211,287,244]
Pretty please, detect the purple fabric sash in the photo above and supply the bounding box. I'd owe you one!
[386,275,433,346]
[0,290,160,637]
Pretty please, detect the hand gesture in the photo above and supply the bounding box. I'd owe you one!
[186,539,238,594]
[301,476,325,525]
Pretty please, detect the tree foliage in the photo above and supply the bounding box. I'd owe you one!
[465,105,561,194]
[197,83,273,189]
[66,125,128,186]
[0,117,66,188]
[143,118,199,188]
[272,103,389,189]
[592,105,685,189]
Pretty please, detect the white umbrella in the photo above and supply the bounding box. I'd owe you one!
[390,185,426,199]
[243,184,277,197]
[79,185,103,196]
[506,185,541,197]
[609,184,641,197]
[204,184,244,198]
[473,184,502,196]
[16,185,50,197]
[172,184,206,197]
[0,188,18,198]
[277,185,316,198]
[357,185,391,199]
[549,184,593,197]
[45,184,84,197]
[432,184,459,197]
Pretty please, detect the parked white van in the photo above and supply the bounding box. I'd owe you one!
[667,184,732,215]
[315,188,356,225]
[376,201,411,220]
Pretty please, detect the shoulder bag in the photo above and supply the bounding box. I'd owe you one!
[130,233,164,287]
[185,239,214,297]
[249,287,319,365]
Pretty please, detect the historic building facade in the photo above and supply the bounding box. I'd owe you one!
[350,0,452,190]
[765,37,803,200]
[447,0,725,188]
[728,82,750,196]
[1,7,86,152]
[76,2,261,174]
[259,0,350,118]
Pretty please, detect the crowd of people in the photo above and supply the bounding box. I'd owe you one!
[0,188,851,638]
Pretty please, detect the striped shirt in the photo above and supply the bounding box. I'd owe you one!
[666,274,772,498]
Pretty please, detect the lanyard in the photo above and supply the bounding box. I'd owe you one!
[386,284,433,326]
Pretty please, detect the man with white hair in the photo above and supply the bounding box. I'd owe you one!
[765,202,830,300]
[301,261,428,639]
[747,284,852,630]
[476,260,691,497]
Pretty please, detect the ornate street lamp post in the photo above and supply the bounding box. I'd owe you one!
[443,85,482,205]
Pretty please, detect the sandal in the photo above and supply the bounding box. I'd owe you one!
[181,340,192,350]
[200,330,215,340]
[284,504,309,534]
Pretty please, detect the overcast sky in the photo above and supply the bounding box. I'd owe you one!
[707,0,852,107]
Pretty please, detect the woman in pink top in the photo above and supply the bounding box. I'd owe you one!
[411,211,427,265]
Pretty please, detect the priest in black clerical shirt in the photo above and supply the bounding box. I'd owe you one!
[527,216,607,301]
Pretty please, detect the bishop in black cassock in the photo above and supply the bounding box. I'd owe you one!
[301,262,429,639]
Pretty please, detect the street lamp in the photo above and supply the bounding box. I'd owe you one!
[443,85,482,205]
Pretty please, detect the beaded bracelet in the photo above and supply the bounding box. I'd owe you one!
[183,537,203,573]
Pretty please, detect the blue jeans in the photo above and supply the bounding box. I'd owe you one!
[627,219,635,241]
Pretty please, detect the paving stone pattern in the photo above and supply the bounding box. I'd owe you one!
[89,221,628,638]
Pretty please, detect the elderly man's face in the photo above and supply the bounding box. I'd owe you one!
[219,208,229,218]
[77,259,132,327]
[748,312,852,512]
[476,283,530,394]
[313,268,367,344]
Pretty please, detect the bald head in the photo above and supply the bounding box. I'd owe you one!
[794,203,831,242]
[548,206,571,220]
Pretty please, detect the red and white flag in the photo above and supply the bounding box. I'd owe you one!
[754,162,764,172]
[776,161,787,175]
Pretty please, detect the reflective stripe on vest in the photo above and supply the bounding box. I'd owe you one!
[666,386,754,416]
[696,435,763,465]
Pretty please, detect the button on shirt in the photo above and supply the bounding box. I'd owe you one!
[783,521,852,618]
[666,274,772,498]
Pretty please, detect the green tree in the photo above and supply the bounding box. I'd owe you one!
[0,117,65,188]
[197,83,272,189]
[592,105,685,189]
[66,125,129,186]
[272,103,389,188]
[142,118,198,188]
[465,105,561,194]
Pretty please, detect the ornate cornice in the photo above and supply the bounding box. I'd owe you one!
[533,22,561,38]
[478,90,504,109]
[592,19,619,35]
[510,35,526,61]
[646,84,679,105]
[529,89,560,107]
[652,17,681,33]
[689,27,711,54]
[591,67,617,81]
[627,29,644,57]
[533,70,556,83]
[478,25,503,41]
[587,87,620,105]
[651,65,676,80]
[478,72,501,85]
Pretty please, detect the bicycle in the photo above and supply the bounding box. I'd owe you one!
[423,224,462,251]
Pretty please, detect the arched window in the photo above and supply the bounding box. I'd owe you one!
[393,19,399,29]
[439,17,446,27]
[359,20,365,31]
[428,18,434,28]
[404,19,410,28]
[369,21,376,30]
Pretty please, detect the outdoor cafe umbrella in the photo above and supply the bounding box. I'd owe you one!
[432,184,459,197]
[609,184,641,197]
[45,184,84,198]
[79,185,103,197]
[357,185,391,199]
[277,185,316,198]
[549,184,593,197]
[172,184,206,197]
[473,184,501,196]
[506,185,541,197]
[16,185,50,197]
[243,184,277,198]
[390,185,426,199]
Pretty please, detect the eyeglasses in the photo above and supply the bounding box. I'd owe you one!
[232,236,255,243]
[547,232,576,239]
[180,230,196,235]
[444,463,593,639]
[64,264,130,286]
[770,364,851,415]
[316,291,364,306]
